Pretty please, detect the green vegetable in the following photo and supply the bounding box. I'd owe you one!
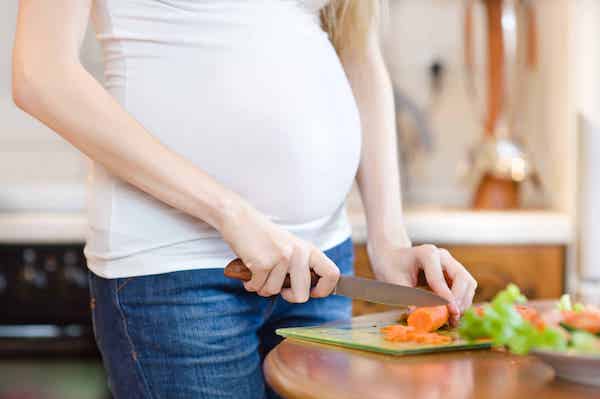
[570,331,600,352]
[557,294,572,311]
[556,294,584,312]
[459,284,567,355]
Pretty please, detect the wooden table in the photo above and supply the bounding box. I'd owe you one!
[264,311,600,399]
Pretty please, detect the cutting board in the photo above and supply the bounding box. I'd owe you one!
[277,320,491,356]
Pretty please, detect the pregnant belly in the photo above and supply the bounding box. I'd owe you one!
[119,29,361,224]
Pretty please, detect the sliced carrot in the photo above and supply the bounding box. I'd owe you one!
[515,305,545,331]
[381,325,452,345]
[381,325,416,341]
[407,305,449,333]
[476,305,546,330]
[515,305,538,321]
[562,310,600,334]
[427,334,452,345]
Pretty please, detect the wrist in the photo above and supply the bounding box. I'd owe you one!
[367,224,412,251]
[210,190,248,234]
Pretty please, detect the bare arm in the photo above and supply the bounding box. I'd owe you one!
[341,31,477,321]
[13,0,234,229]
[13,0,340,302]
[340,32,409,249]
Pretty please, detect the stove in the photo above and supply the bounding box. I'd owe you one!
[0,210,93,356]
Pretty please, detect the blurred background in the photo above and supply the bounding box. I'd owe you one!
[0,0,599,397]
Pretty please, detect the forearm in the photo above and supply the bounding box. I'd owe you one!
[342,33,410,247]
[13,59,239,231]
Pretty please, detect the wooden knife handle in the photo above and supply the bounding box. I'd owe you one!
[224,259,320,288]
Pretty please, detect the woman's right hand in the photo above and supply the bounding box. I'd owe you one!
[220,201,340,303]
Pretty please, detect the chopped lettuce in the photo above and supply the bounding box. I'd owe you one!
[557,294,572,311]
[574,303,586,312]
[570,331,600,352]
[460,285,600,355]
[557,294,584,312]
[459,284,567,355]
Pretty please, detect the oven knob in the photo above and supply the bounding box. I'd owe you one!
[63,265,88,289]
[44,255,58,272]
[22,248,37,264]
[63,250,79,266]
[21,264,47,288]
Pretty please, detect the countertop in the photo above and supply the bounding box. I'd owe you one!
[348,208,572,245]
[0,209,572,245]
[263,308,599,399]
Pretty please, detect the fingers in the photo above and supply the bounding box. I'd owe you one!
[243,244,292,294]
[450,276,470,311]
[377,266,414,287]
[281,245,311,303]
[439,249,477,312]
[243,266,269,293]
[309,248,340,298]
[258,262,287,297]
[416,245,459,318]
[241,242,339,303]
[465,283,476,309]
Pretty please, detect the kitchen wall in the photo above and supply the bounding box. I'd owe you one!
[382,0,575,211]
[383,0,478,208]
[0,2,101,212]
[0,0,577,213]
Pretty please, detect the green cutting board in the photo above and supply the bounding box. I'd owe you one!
[277,320,491,356]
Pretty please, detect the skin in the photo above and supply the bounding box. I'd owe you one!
[342,30,476,324]
[13,1,476,322]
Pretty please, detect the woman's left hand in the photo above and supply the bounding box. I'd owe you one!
[368,241,477,326]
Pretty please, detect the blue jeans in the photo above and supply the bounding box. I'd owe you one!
[89,238,353,399]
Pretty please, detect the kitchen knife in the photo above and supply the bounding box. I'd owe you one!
[224,259,448,307]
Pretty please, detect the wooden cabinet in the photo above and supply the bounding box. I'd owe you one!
[352,244,565,316]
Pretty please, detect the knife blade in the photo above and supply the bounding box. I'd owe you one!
[334,275,448,306]
[223,259,448,307]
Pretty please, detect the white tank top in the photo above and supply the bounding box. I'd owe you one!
[85,0,362,278]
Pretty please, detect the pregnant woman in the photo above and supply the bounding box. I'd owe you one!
[13,1,477,398]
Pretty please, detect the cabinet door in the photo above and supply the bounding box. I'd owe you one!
[352,244,565,316]
[443,245,565,302]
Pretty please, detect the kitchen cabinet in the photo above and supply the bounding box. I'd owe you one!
[352,244,565,316]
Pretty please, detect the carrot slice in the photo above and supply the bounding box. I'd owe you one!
[407,305,449,333]
[476,305,546,331]
[562,310,600,334]
[381,325,416,341]
[515,305,538,321]
[515,305,546,331]
[381,325,452,345]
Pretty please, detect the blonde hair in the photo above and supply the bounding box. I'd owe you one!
[320,0,382,55]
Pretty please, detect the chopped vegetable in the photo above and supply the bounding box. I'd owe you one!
[570,331,600,352]
[459,284,567,355]
[381,325,452,345]
[557,294,585,312]
[562,310,600,335]
[381,325,415,340]
[557,294,572,311]
[407,305,449,333]
[514,305,545,331]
